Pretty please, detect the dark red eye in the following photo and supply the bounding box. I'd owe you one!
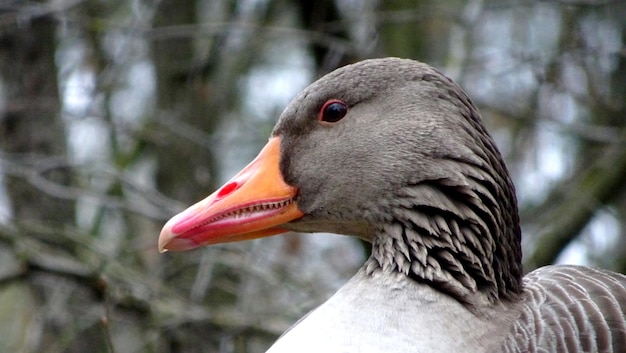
[318,100,348,123]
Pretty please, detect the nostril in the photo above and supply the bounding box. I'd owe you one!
[216,181,239,199]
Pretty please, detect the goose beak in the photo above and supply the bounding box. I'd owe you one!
[158,137,303,252]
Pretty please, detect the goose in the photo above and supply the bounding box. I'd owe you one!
[158,58,626,352]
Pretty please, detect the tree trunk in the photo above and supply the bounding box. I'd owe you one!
[0,16,73,224]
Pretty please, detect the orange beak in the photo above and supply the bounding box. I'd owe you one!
[158,137,304,252]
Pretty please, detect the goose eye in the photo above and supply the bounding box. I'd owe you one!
[318,100,348,123]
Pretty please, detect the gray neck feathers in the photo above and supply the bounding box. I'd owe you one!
[365,172,522,306]
[365,76,523,307]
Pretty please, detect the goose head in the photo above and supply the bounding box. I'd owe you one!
[159,58,523,305]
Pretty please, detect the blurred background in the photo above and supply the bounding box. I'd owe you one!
[0,0,625,352]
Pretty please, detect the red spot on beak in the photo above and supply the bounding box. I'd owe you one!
[217,181,239,199]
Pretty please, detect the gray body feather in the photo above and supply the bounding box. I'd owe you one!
[501,266,626,353]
